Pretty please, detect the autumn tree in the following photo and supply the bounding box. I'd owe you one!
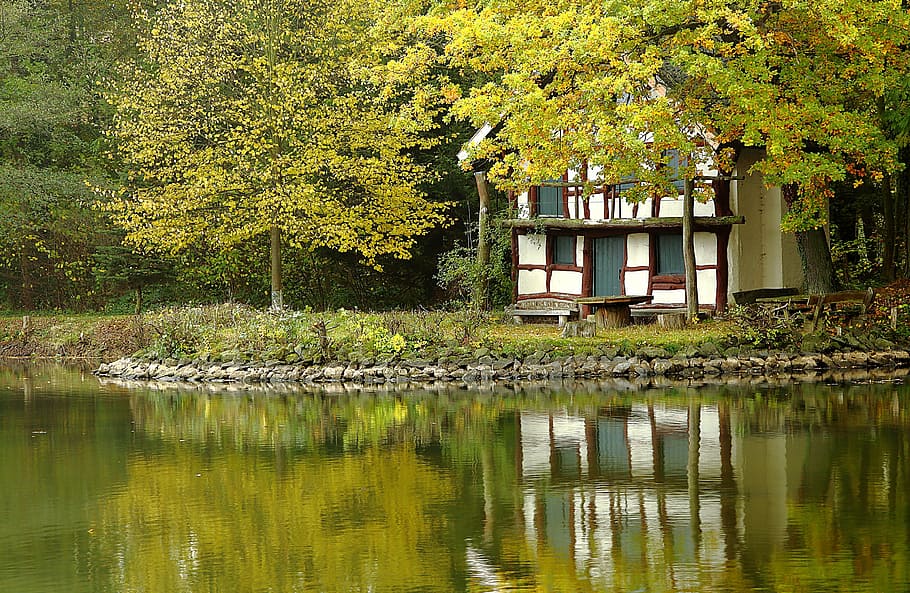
[425,0,910,293]
[107,0,449,309]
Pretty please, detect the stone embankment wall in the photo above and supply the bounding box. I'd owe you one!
[96,347,910,385]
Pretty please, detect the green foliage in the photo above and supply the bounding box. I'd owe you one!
[726,305,802,350]
[423,0,910,231]
[105,0,449,268]
[0,0,127,310]
[436,214,514,309]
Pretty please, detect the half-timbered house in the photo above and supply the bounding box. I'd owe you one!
[489,146,803,317]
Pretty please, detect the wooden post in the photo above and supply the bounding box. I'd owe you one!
[475,171,492,310]
[270,224,283,311]
[683,177,698,323]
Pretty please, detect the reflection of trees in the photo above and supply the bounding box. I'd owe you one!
[91,446,458,593]
[0,365,132,593]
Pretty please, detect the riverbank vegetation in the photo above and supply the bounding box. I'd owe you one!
[4,287,909,363]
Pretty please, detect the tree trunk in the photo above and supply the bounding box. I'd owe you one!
[882,172,896,281]
[474,170,491,310]
[900,147,910,278]
[270,225,283,311]
[795,228,838,293]
[683,177,698,323]
[783,184,837,293]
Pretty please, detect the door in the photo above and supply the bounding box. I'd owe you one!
[594,236,624,296]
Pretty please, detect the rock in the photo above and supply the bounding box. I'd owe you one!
[612,361,632,375]
[652,359,673,375]
[524,351,546,366]
[639,347,671,360]
[462,370,481,383]
[846,352,869,367]
[703,364,721,375]
[632,362,652,376]
[869,352,892,367]
[792,356,817,370]
[323,366,345,380]
[698,342,720,357]
[720,357,741,373]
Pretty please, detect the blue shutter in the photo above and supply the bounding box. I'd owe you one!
[656,233,684,275]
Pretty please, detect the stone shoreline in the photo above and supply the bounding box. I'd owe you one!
[95,348,910,385]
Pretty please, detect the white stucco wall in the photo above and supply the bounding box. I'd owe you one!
[576,236,585,262]
[625,270,650,295]
[652,289,686,304]
[660,197,684,217]
[627,234,650,267]
[729,149,803,294]
[551,270,583,294]
[518,234,546,266]
[518,269,547,294]
[588,194,607,220]
[694,232,717,266]
[697,269,717,305]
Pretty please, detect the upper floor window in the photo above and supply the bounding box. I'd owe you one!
[538,182,563,217]
[665,149,687,193]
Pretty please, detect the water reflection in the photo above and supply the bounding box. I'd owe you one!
[2,364,910,592]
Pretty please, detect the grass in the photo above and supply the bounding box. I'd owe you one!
[9,301,901,363]
[487,319,737,352]
[2,304,742,361]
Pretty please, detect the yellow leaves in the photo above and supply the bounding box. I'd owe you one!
[107,0,451,266]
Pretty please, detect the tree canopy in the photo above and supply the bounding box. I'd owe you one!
[106,0,450,267]
[426,0,910,230]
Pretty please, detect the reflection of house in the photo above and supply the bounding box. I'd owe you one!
[502,404,806,591]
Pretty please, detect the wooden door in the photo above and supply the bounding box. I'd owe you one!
[594,236,624,296]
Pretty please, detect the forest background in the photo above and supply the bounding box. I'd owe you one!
[3,0,910,315]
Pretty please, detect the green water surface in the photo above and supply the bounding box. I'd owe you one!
[1,363,909,592]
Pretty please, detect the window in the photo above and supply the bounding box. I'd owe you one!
[655,233,684,275]
[665,149,686,193]
[537,182,563,217]
[553,235,575,265]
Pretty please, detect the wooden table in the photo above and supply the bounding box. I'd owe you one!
[576,295,653,329]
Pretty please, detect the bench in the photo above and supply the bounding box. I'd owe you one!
[733,287,799,306]
[809,288,875,330]
[506,298,579,327]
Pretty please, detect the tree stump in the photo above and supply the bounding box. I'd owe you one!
[595,306,631,329]
[657,313,686,329]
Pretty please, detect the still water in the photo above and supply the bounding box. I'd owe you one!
[2,363,909,593]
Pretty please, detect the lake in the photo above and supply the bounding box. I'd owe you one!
[1,362,909,592]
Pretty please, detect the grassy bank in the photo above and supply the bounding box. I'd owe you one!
[4,299,908,365]
[1,305,745,362]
